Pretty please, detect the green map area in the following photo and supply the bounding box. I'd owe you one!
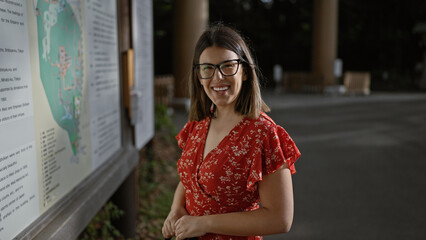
[36,0,83,155]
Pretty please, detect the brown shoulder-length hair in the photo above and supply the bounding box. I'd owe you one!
[188,24,270,121]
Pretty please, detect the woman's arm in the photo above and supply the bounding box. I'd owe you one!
[174,166,294,240]
[162,181,188,238]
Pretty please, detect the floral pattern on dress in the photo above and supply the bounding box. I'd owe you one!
[176,112,301,240]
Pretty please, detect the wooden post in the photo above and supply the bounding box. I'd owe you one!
[110,0,138,238]
[173,0,209,98]
[312,0,339,86]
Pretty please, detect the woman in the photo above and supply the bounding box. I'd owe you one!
[162,24,301,240]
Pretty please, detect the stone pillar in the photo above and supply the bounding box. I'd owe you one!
[173,0,209,99]
[420,34,426,90]
[312,0,339,86]
[413,23,426,90]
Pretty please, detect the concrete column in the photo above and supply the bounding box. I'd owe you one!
[420,34,426,90]
[173,0,209,98]
[312,0,339,86]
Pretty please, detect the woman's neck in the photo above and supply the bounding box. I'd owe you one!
[214,104,241,122]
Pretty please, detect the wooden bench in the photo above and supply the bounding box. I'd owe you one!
[282,72,323,93]
[343,71,371,95]
[154,75,174,107]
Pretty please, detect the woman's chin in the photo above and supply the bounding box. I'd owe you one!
[212,99,236,109]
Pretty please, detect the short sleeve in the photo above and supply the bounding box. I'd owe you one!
[247,125,301,190]
[176,121,197,149]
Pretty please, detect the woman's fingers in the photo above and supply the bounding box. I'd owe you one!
[163,207,191,239]
[175,216,204,240]
[174,218,185,240]
[162,218,174,238]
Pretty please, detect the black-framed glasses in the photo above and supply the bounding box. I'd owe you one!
[194,59,242,79]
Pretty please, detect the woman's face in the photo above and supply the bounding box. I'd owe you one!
[198,46,246,109]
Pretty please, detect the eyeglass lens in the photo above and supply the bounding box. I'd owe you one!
[197,60,240,79]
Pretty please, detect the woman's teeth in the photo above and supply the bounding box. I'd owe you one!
[213,86,229,91]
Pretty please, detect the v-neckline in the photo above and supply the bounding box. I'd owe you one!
[201,116,246,163]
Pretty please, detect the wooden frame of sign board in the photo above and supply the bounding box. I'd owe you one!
[13,0,140,239]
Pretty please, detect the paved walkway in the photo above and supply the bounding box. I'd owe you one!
[172,91,426,240]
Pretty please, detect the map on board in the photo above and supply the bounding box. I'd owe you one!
[36,0,83,155]
[0,0,123,238]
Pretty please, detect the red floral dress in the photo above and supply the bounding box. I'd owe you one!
[176,112,301,240]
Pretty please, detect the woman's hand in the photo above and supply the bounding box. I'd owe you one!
[162,206,189,239]
[174,215,207,240]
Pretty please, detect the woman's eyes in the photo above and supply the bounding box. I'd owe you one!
[221,63,234,68]
[202,65,214,71]
[199,62,235,71]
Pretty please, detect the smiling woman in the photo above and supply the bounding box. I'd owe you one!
[162,24,301,240]
[197,47,246,112]
[188,24,269,121]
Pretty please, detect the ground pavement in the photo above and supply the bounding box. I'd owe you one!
[172,91,426,240]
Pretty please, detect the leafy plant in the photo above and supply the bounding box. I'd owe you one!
[154,103,177,137]
[136,139,179,239]
[78,201,124,240]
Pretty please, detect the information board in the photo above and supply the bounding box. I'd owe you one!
[0,0,121,239]
[132,0,154,150]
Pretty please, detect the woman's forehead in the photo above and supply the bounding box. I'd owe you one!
[199,46,238,64]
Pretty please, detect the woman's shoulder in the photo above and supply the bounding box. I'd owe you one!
[237,112,280,141]
[249,112,278,130]
[176,118,208,149]
[185,115,209,126]
[259,112,277,124]
[180,117,210,136]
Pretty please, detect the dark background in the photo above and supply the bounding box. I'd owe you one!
[153,0,426,91]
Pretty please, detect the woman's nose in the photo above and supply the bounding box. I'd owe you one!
[212,68,224,81]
